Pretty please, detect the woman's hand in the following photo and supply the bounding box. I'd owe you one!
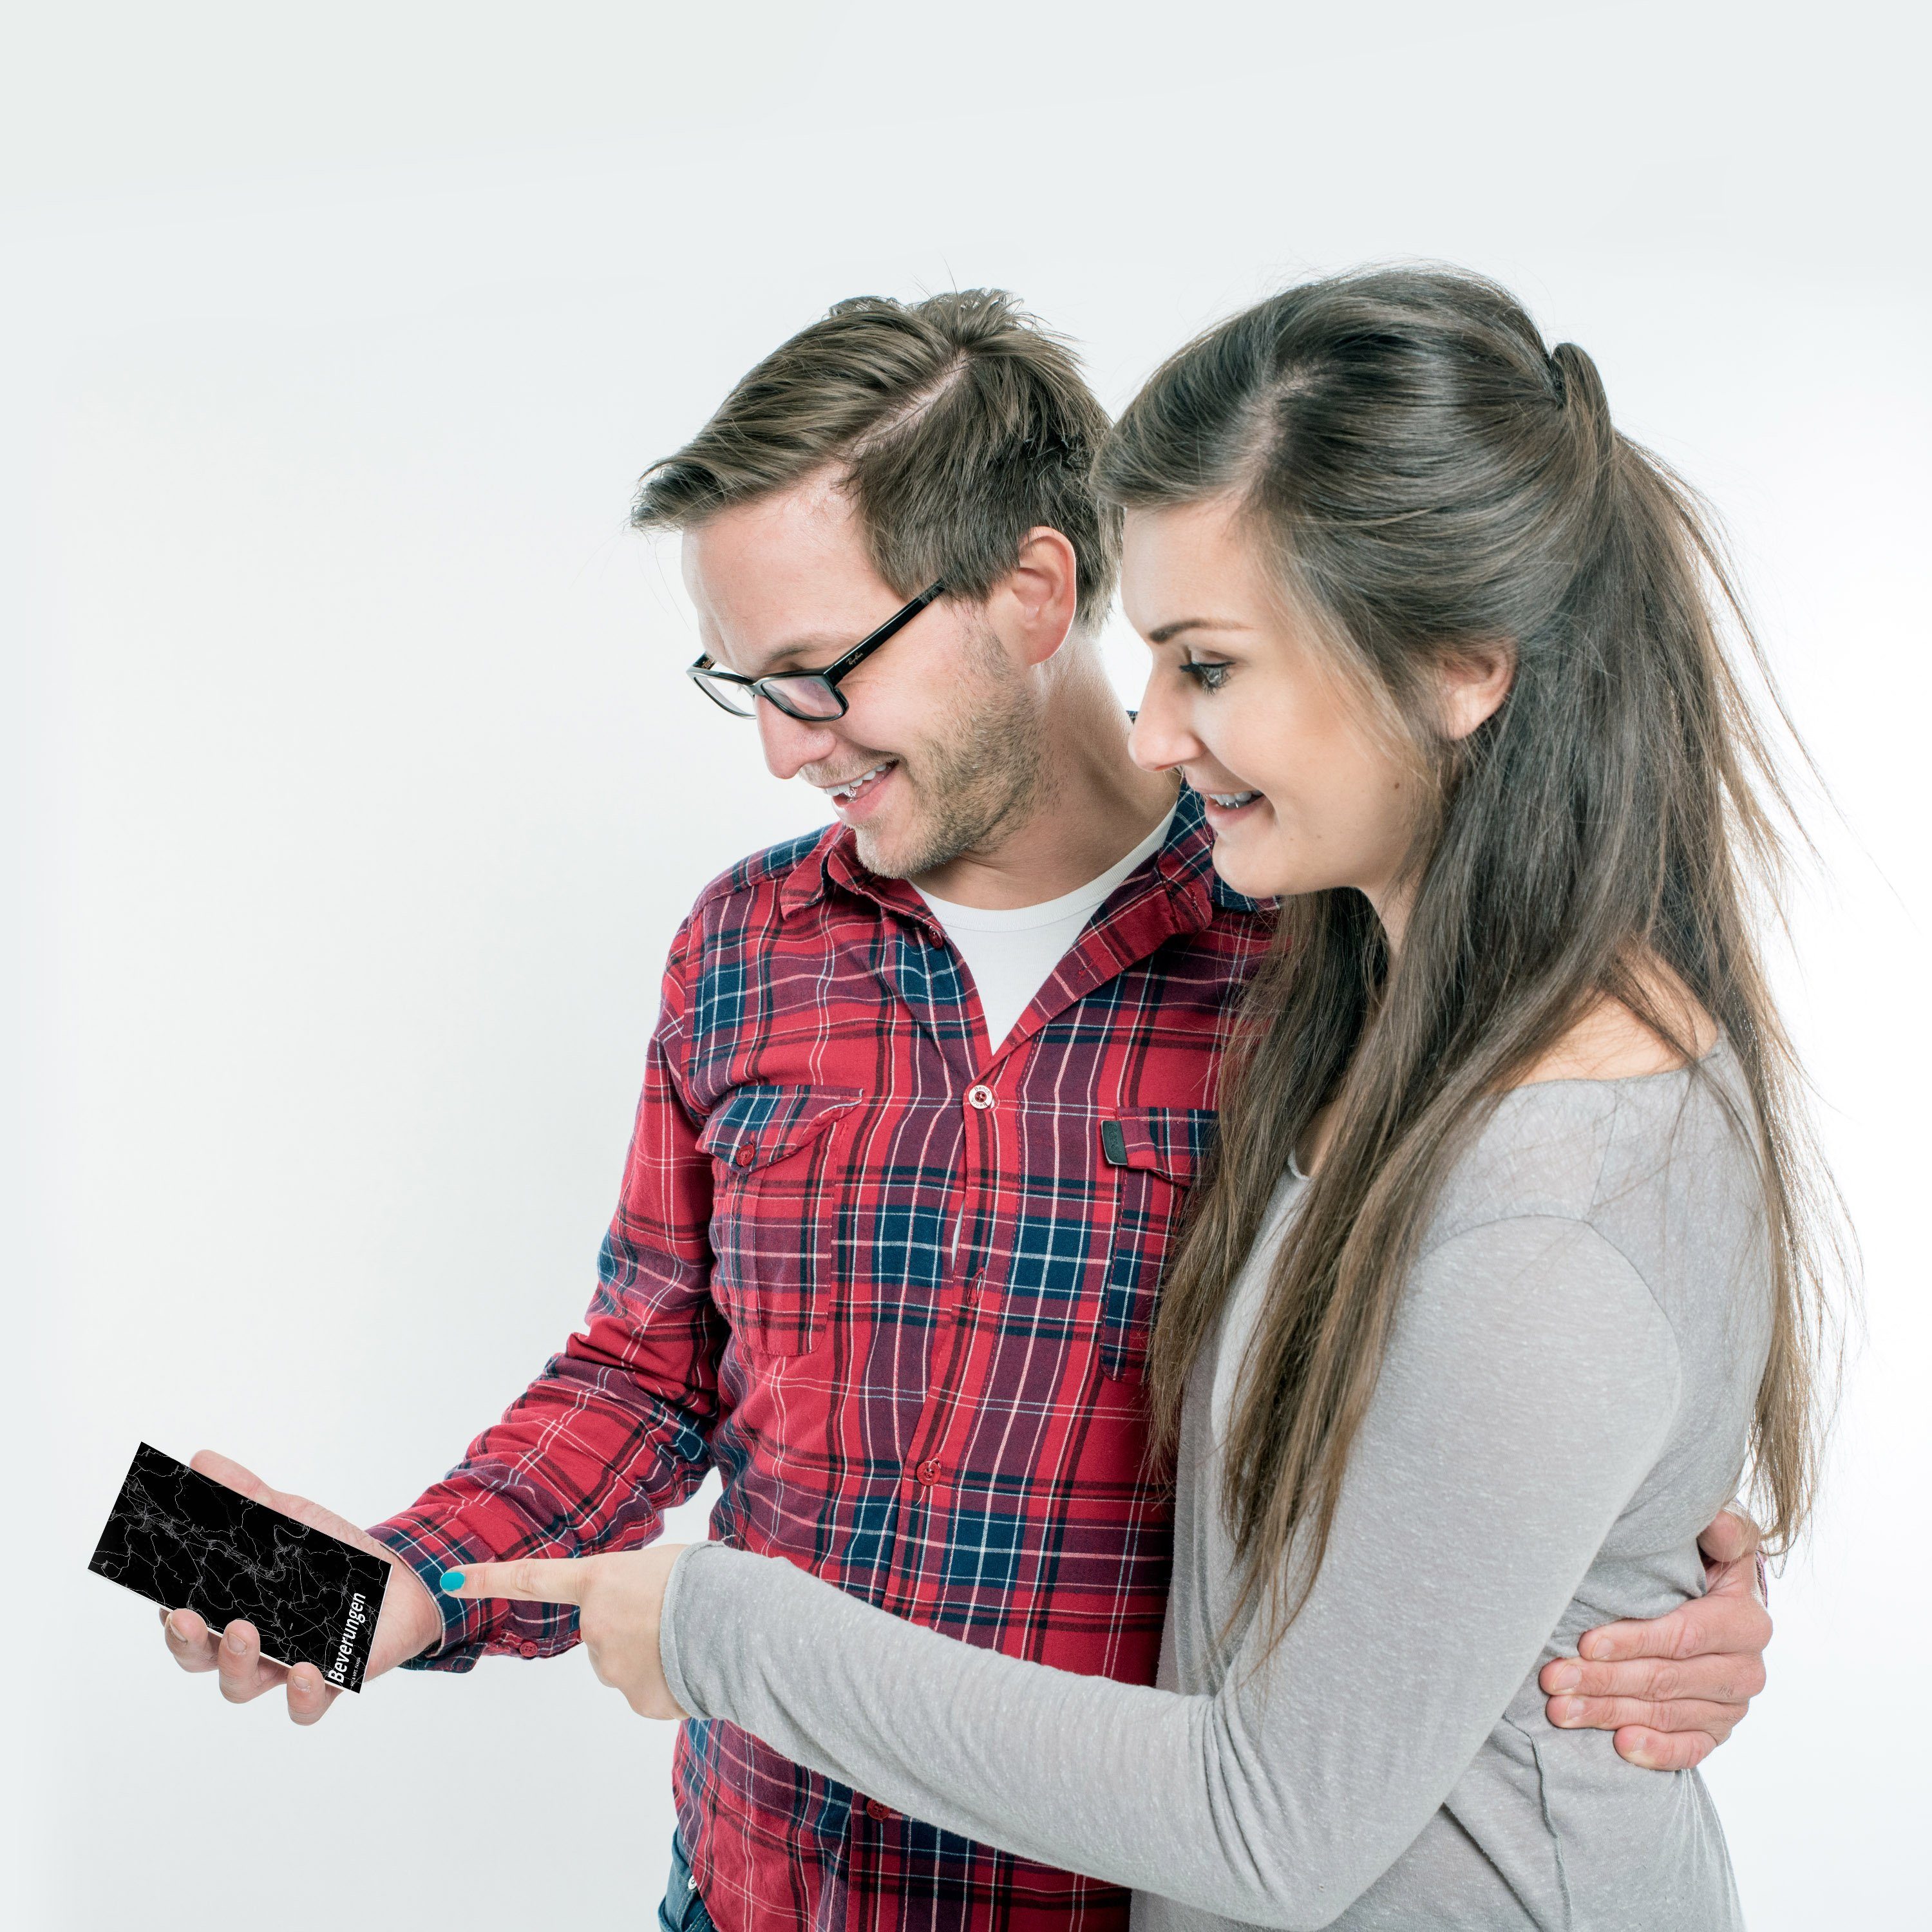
[441,1546,690,1718]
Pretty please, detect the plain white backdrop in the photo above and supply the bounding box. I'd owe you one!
[7,3,1928,1926]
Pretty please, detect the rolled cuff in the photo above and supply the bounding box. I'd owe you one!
[369,1511,583,1672]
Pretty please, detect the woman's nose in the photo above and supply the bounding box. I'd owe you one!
[1128,676,1200,774]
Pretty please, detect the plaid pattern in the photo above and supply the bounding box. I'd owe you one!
[371,790,1271,1932]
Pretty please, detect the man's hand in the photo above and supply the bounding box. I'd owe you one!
[157,1450,442,1725]
[442,1546,688,1718]
[1539,1508,1771,1770]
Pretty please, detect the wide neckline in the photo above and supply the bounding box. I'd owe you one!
[1289,1035,1730,1182]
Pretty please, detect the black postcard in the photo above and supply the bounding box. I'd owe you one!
[89,1443,389,1692]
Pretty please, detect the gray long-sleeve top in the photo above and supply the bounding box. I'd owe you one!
[661,1048,1768,1930]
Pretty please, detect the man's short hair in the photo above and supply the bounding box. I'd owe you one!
[633,290,1119,630]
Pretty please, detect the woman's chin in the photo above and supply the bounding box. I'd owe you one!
[1208,840,1294,900]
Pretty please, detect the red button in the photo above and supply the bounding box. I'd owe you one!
[915,1458,945,1486]
[735,1144,755,1166]
[518,1640,540,1658]
[865,1799,898,1821]
[965,1084,995,1111]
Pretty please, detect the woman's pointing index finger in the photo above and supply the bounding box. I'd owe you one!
[440,1558,592,1605]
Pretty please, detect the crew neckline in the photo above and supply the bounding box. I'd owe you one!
[916,807,1175,933]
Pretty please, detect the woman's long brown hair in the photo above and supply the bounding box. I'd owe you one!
[1099,267,1848,1648]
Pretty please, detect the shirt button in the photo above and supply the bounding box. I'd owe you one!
[965,1084,995,1111]
[518,1640,540,1658]
[915,1458,945,1486]
[734,1144,755,1166]
[865,1798,898,1821]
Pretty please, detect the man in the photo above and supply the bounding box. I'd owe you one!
[163,291,1772,1932]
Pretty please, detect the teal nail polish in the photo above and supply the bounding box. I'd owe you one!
[440,1569,466,1592]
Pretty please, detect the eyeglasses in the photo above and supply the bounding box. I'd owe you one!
[687,582,946,721]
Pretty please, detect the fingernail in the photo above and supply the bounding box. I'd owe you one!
[164,1613,182,1641]
[1548,1664,1580,1691]
[439,1569,466,1593]
[1555,1698,1585,1725]
[225,1627,247,1654]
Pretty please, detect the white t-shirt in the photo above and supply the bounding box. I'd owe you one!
[916,808,1176,1051]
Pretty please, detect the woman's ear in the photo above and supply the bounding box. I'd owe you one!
[1439,640,1516,741]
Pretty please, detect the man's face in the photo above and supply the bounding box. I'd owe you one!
[681,471,1046,881]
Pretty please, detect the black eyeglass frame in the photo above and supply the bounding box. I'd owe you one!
[686,582,947,721]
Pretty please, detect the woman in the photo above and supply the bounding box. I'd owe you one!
[448,268,1838,1927]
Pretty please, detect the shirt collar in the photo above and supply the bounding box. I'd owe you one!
[775,783,1272,930]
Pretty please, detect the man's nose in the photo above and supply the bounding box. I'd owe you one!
[756,700,842,781]
[1127,676,1200,774]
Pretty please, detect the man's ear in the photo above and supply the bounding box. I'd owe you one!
[1439,639,1516,741]
[990,526,1082,667]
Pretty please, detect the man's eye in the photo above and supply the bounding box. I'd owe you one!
[1178,659,1233,692]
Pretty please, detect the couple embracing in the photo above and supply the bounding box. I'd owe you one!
[166,269,1832,1931]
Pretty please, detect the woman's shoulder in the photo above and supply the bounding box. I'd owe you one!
[1515,978,1720,1087]
[1430,994,1750,1252]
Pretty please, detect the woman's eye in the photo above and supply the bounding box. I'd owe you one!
[1178,659,1233,692]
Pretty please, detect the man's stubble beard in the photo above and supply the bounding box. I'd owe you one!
[854,633,1052,883]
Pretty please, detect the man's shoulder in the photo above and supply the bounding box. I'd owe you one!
[679,822,841,939]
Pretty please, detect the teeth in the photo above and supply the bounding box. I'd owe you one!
[1208,790,1259,808]
[828,760,893,800]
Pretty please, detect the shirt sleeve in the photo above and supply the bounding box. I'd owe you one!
[372,919,726,1671]
[659,1214,1682,1929]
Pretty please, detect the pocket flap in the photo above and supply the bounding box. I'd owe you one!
[1099,1107,1217,1184]
[699,1085,864,1174]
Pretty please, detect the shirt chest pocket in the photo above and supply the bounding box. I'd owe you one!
[1098,1107,1216,1383]
[699,1084,864,1358]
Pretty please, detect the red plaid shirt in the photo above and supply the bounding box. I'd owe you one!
[372,790,1271,1932]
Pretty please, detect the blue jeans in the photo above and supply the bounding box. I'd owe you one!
[656,1830,717,1932]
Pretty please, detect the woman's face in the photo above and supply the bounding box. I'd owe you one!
[1123,498,1426,914]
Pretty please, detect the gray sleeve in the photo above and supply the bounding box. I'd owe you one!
[659,1216,1681,1931]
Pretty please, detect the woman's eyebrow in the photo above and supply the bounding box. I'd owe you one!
[1145,616,1253,646]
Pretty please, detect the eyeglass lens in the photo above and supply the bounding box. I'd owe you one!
[693,670,844,721]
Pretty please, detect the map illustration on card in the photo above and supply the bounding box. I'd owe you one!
[89,1443,390,1692]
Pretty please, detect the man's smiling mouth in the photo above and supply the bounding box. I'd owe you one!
[819,759,898,802]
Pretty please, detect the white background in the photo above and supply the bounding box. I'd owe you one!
[7,3,1927,1926]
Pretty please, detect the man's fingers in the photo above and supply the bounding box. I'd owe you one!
[1702,1550,1770,1616]
[285,1663,336,1727]
[214,1620,286,1704]
[1577,1610,1692,1664]
[1613,1724,1716,1772]
[160,1606,221,1673]
[439,1557,593,1607]
[1540,1649,1766,1706]
[1548,1693,1744,1737]
[1696,1507,1761,1567]
[1579,1594,1769,1672]
[162,1604,337,1718]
